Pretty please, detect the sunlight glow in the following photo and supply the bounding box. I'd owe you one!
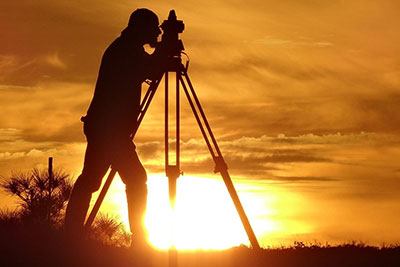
[102,174,278,250]
[95,172,318,249]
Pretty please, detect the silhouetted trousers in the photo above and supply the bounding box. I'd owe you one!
[65,127,147,245]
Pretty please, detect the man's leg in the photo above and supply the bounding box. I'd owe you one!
[114,140,148,248]
[65,141,110,235]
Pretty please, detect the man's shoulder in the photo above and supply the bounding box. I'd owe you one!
[103,37,124,57]
[105,37,145,56]
[99,37,149,68]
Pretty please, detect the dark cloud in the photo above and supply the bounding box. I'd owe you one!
[349,93,400,133]
[188,89,400,138]
[21,123,84,143]
[135,137,333,177]
[136,141,163,160]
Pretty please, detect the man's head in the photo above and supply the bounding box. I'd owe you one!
[124,8,161,48]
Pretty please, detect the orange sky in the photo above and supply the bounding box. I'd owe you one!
[1,0,400,247]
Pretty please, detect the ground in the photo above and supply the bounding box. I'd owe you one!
[1,228,399,267]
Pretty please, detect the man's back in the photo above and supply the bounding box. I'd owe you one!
[85,35,153,136]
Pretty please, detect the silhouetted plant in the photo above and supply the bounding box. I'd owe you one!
[293,240,306,249]
[0,208,21,228]
[1,168,73,226]
[89,213,132,247]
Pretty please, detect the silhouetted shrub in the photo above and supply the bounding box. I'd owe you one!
[1,168,73,226]
[89,213,132,247]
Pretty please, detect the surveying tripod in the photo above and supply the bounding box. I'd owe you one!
[84,10,260,250]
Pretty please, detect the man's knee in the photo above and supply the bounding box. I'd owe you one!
[119,161,148,186]
[125,169,148,196]
[126,173,147,193]
[73,171,103,194]
[137,166,147,184]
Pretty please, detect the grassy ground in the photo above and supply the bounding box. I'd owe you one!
[1,226,399,267]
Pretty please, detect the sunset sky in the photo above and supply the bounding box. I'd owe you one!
[1,0,399,249]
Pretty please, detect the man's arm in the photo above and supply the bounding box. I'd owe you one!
[143,44,169,81]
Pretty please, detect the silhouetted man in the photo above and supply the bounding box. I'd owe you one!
[65,8,164,248]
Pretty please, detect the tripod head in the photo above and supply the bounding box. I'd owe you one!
[159,10,185,71]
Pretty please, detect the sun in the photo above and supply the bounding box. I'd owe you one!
[146,174,249,249]
[102,174,268,250]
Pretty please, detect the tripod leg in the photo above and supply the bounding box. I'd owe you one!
[179,73,261,250]
[220,169,261,250]
[133,78,162,137]
[84,168,117,228]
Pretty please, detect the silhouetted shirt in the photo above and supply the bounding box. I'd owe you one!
[84,33,160,138]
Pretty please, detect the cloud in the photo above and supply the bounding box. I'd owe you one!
[0,128,22,142]
[136,141,163,160]
[1,0,399,149]
[133,133,400,185]
[43,52,67,69]
[0,142,86,177]
[0,81,92,143]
